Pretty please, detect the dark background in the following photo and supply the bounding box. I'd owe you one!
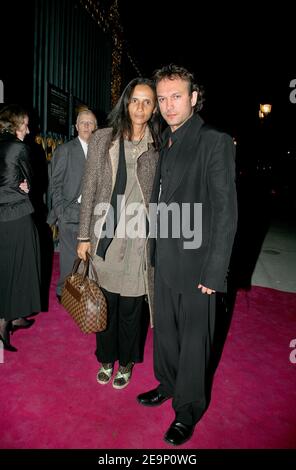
[2,1,295,144]
[119,1,295,140]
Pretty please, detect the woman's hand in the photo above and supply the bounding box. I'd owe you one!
[77,241,91,261]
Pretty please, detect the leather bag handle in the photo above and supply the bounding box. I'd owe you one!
[70,253,100,285]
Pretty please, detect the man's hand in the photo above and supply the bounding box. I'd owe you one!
[77,242,91,261]
[197,284,216,295]
[19,179,29,193]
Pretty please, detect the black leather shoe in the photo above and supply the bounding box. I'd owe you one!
[137,388,170,407]
[56,294,62,304]
[164,420,195,446]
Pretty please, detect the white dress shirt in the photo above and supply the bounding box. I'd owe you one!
[77,137,88,203]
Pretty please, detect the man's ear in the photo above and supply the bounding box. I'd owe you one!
[191,91,198,107]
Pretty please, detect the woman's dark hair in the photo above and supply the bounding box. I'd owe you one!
[108,77,161,148]
[153,64,205,112]
[0,104,29,134]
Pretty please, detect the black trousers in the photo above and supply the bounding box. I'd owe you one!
[95,289,145,366]
[154,268,216,426]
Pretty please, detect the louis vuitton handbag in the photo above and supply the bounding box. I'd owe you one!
[61,253,107,334]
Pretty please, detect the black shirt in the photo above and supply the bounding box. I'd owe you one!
[159,114,194,202]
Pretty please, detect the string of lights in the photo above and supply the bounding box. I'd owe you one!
[79,0,141,105]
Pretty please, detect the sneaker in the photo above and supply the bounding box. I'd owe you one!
[112,362,134,389]
[96,363,114,384]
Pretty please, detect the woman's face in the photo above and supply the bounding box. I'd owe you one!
[16,115,29,141]
[128,84,156,127]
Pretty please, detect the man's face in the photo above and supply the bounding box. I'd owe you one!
[76,112,96,142]
[157,77,197,132]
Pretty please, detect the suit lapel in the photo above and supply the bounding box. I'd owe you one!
[164,114,204,203]
[73,137,86,165]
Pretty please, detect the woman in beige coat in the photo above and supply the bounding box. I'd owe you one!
[77,78,160,389]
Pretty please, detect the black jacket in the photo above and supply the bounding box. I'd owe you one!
[150,113,237,293]
[0,132,33,221]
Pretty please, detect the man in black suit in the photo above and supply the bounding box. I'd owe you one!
[48,109,97,301]
[137,65,237,445]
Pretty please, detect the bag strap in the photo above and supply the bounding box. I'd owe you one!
[86,252,100,284]
[71,257,83,275]
[70,253,100,285]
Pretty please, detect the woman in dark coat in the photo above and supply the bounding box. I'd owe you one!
[0,104,40,351]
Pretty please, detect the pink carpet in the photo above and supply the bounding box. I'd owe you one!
[1,253,296,449]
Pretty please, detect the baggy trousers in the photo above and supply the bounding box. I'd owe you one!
[154,267,216,425]
[96,289,145,367]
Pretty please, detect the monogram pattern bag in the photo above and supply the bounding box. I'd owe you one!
[61,253,107,334]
